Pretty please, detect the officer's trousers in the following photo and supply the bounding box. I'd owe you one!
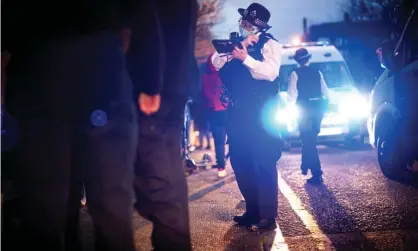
[5,32,137,251]
[207,110,227,167]
[134,97,192,251]
[227,106,281,220]
[298,103,325,176]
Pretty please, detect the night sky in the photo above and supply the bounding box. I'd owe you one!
[212,0,348,43]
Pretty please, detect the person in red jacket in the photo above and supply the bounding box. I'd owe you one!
[202,54,228,177]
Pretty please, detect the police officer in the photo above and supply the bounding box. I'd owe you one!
[287,48,330,184]
[212,3,282,232]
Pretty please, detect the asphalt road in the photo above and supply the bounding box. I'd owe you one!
[79,143,418,251]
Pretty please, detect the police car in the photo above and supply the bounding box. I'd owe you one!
[275,41,369,148]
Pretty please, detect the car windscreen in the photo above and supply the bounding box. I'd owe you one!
[278,62,354,91]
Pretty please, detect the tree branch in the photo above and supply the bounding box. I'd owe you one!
[195,0,224,57]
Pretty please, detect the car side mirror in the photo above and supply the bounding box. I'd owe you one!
[377,47,391,70]
[377,47,402,72]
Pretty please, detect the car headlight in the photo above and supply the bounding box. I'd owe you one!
[339,94,369,118]
[276,103,299,124]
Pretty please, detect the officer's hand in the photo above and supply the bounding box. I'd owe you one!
[138,93,161,115]
[242,34,259,47]
[232,44,248,61]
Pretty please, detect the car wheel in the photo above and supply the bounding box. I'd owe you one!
[377,135,398,178]
[376,134,414,180]
[377,134,418,182]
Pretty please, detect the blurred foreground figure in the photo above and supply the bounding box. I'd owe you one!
[2,1,162,250]
[288,48,330,184]
[130,0,198,250]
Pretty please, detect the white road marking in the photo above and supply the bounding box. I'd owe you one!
[269,225,290,251]
[278,172,335,251]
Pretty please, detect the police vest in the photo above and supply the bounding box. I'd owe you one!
[293,66,322,103]
[218,33,279,109]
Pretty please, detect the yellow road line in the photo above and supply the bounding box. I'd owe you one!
[278,172,335,251]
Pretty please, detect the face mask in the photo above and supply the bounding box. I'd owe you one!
[239,26,254,38]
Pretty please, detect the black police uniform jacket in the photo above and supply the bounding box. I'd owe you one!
[218,33,281,149]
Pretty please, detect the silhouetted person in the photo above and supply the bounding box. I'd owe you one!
[131,0,198,250]
[2,1,163,250]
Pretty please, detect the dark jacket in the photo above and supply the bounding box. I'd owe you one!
[201,54,227,111]
[293,66,327,114]
[293,66,322,102]
[218,33,279,112]
[217,33,282,149]
[125,0,165,96]
[2,0,164,98]
[155,0,199,103]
